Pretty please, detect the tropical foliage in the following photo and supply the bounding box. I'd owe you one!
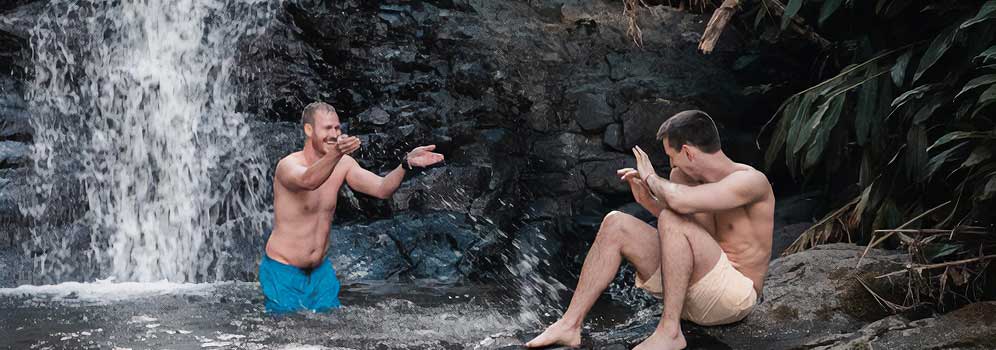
[753,0,996,309]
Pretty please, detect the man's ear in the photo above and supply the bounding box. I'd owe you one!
[682,144,694,161]
[304,123,313,138]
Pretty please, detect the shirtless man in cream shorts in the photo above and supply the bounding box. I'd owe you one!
[527,110,774,349]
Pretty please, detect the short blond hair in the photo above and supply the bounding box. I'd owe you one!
[301,102,336,126]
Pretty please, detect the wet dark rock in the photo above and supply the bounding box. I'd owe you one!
[804,301,996,350]
[602,123,624,151]
[357,106,391,126]
[531,133,583,171]
[579,157,634,195]
[574,92,614,132]
[331,211,503,281]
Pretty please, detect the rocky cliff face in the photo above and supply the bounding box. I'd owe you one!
[232,0,770,281]
[0,0,799,283]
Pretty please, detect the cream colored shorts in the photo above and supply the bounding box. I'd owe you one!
[635,252,757,326]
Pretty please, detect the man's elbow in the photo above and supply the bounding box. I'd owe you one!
[666,199,696,215]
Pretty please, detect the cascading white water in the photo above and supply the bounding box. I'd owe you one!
[22,0,277,283]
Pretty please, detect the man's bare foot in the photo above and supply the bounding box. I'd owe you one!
[633,323,686,350]
[525,319,582,348]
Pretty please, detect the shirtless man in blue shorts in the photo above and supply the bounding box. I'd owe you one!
[259,102,444,313]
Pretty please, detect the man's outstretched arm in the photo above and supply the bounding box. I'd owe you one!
[276,137,360,191]
[345,145,444,199]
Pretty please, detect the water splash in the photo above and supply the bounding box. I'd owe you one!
[21,0,277,283]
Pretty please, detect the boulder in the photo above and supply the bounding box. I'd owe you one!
[805,302,996,350]
[574,92,614,132]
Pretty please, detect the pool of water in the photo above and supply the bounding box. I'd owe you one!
[0,280,704,349]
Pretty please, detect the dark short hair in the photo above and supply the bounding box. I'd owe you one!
[655,110,721,153]
[301,102,336,126]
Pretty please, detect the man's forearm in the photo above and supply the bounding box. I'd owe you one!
[646,175,680,208]
[375,164,407,199]
[301,153,342,190]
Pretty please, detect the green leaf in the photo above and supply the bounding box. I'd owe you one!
[976,45,996,64]
[913,96,944,124]
[804,95,846,171]
[925,141,969,181]
[955,74,996,99]
[892,84,937,109]
[978,84,996,106]
[755,5,767,28]
[764,98,798,170]
[928,131,992,152]
[914,24,959,83]
[785,93,817,171]
[962,144,992,168]
[961,0,996,29]
[782,0,804,30]
[979,173,996,200]
[794,96,834,154]
[891,50,912,87]
[819,0,843,25]
[855,74,879,146]
[923,243,962,262]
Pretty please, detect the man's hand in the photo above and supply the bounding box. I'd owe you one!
[405,145,444,167]
[335,135,361,156]
[618,168,665,214]
[632,146,657,183]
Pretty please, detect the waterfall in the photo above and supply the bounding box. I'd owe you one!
[21,0,277,283]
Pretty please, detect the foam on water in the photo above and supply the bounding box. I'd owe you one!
[0,278,227,303]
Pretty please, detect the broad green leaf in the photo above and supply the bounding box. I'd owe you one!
[962,144,992,168]
[786,93,817,171]
[913,96,944,124]
[978,84,996,106]
[928,131,991,152]
[976,45,996,64]
[804,95,845,171]
[955,74,996,99]
[782,0,804,30]
[925,141,969,181]
[819,0,843,25]
[855,74,879,146]
[914,24,959,83]
[892,84,937,109]
[764,98,798,170]
[891,50,912,87]
[794,96,834,154]
[961,0,996,29]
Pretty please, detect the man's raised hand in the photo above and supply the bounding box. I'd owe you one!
[336,135,361,155]
[618,167,660,212]
[406,145,444,168]
[632,146,657,183]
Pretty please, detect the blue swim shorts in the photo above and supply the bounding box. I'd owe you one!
[258,254,341,313]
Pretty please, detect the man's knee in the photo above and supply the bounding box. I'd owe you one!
[597,211,630,242]
[657,208,687,237]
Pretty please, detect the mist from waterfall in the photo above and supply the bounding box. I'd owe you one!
[21,0,277,283]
